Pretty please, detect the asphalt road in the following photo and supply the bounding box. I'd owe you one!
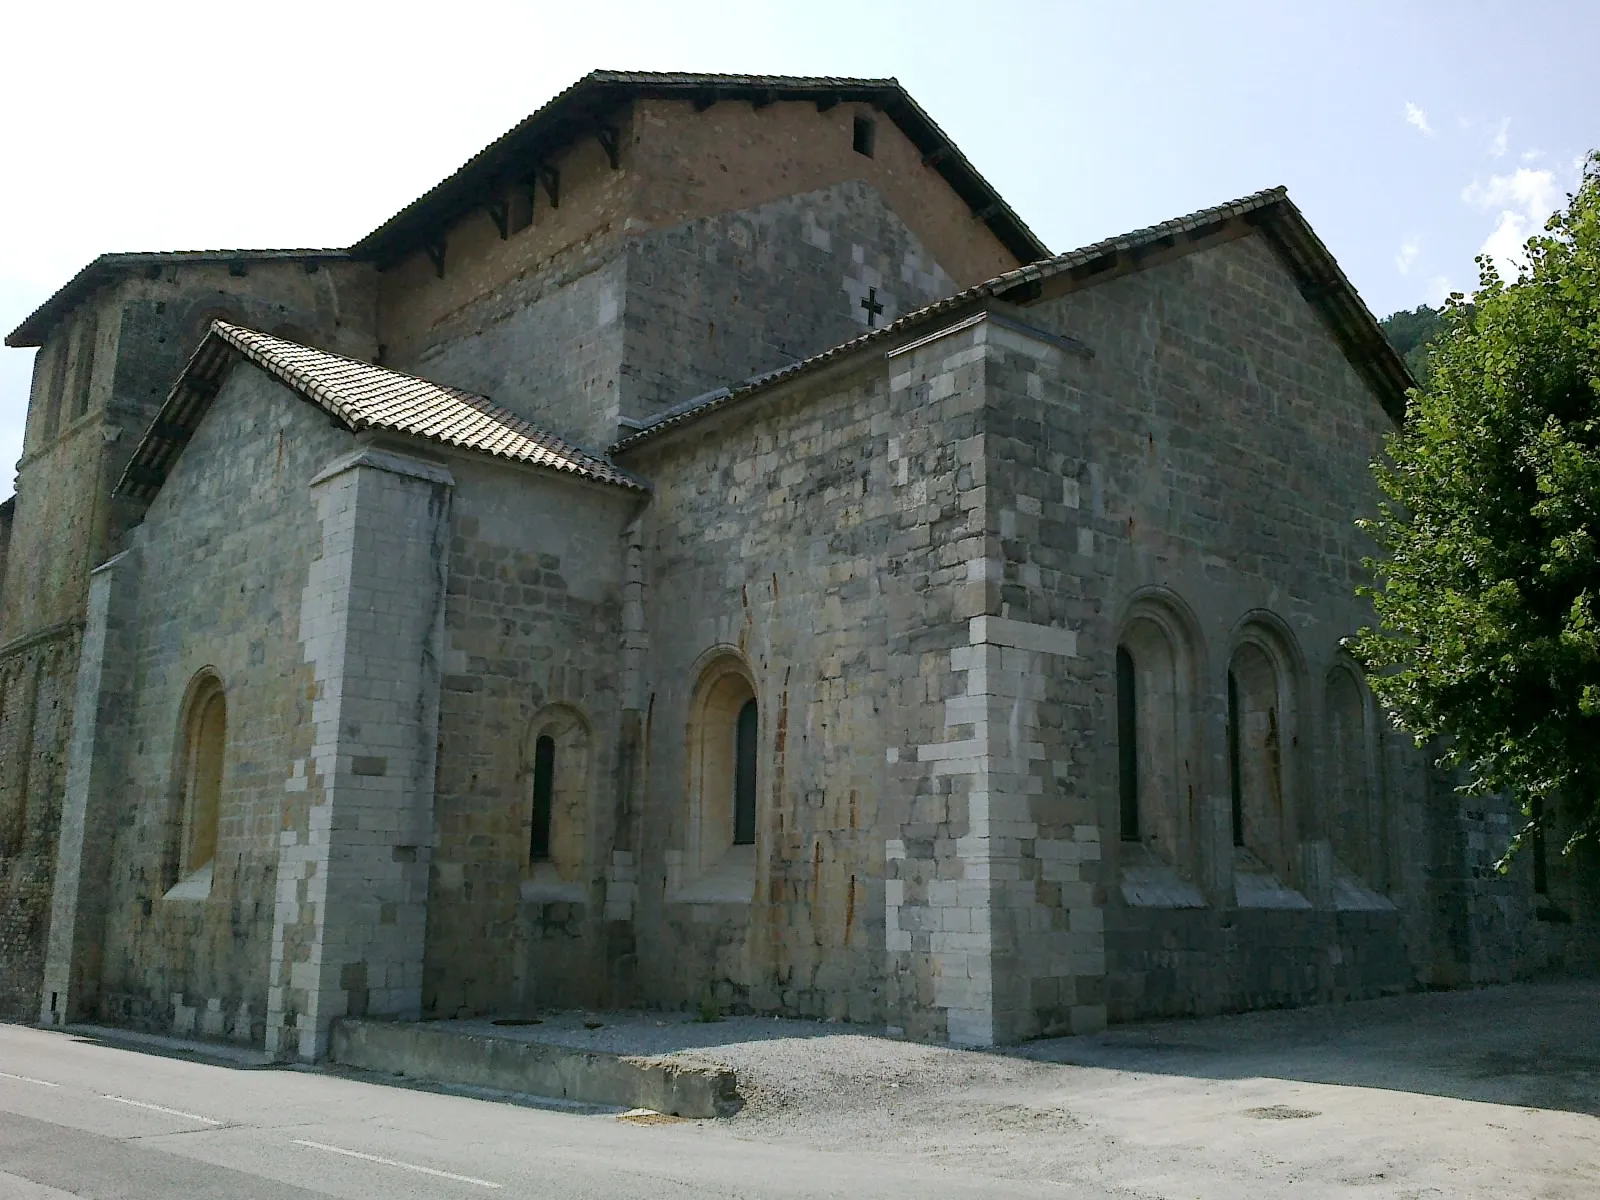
[0,1023,1083,1199]
[5,984,1599,1199]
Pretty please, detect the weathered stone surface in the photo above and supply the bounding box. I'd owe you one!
[5,82,1595,1055]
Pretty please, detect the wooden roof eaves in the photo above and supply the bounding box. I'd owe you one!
[349,72,1050,270]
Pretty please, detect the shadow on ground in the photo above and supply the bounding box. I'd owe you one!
[1012,979,1600,1117]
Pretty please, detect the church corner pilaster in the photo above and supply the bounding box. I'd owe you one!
[39,548,135,1028]
[267,446,453,1062]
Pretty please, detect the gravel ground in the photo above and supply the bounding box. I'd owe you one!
[445,981,1600,1198]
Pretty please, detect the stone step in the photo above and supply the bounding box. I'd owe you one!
[328,1018,740,1119]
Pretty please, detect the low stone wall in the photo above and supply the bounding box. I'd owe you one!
[328,1018,740,1118]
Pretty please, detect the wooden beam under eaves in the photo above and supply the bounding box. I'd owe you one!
[595,124,621,169]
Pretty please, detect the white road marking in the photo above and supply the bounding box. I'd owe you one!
[0,1071,59,1087]
[100,1095,221,1125]
[292,1139,503,1189]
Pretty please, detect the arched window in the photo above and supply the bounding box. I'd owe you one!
[679,654,760,900]
[1326,664,1386,889]
[523,708,589,886]
[1226,626,1300,880]
[169,672,226,897]
[1114,596,1202,874]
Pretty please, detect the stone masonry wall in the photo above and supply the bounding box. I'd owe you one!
[421,462,636,1019]
[997,232,1429,1020]
[0,630,77,1018]
[378,96,1014,454]
[400,255,629,456]
[393,181,963,458]
[619,325,992,1035]
[93,368,351,1043]
[621,180,955,424]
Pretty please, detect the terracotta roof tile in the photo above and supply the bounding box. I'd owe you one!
[116,322,646,502]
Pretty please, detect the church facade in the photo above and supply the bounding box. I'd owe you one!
[2,72,1593,1058]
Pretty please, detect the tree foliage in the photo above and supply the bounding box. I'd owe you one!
[1353,152,1600,857]
[1380,303,1449,384]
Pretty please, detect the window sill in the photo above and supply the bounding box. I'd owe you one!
[671,845,755,905]
[1119,863,1206,909]
[1234,870,1311,910]
[520,865,585,904]
[164,863,213,902]
[1331,875,1396,912]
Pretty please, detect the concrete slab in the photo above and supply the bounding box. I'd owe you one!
[328,1016,743,1118]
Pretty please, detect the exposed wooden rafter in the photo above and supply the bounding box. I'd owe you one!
[594,124,621,169]
[486,196,510,240]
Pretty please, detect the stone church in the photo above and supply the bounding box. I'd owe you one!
[1,72,1593,1059]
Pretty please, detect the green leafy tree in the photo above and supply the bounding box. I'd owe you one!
[1380,303,1448,384]
[1354,152,1600,859]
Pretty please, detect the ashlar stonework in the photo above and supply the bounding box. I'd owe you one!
[2,71,1594,1054]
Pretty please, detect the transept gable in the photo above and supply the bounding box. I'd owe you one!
[609,187,1413,456]
[115,322,646,505]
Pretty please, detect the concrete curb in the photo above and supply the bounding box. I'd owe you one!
[328,1019,741,1118]
[63,1023,276,1068]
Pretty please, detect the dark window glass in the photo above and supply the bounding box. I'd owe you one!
[1116,646,1139,841]
[1227,670,1244,847]
[733,699,758,845]
[530,735,555,862]
[852,116,875,157]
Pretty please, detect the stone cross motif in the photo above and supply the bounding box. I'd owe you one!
[860,287,885,327]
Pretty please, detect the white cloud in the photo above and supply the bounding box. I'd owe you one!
[1427,276,1453,306]
[1404,102,1434,136]
[1488,117,1510,158]
[1395,238,1420,275]
[1462,167,1559,279]
[1522,148,1544,163]
[1462,167,1558,215]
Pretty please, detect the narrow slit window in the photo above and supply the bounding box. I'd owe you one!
[1227,669,1244,847]
[530,734,555,862]
[1116,646,1139,841]
[852,116,876,157]
[71,312,98,420]
[44,337,69,440]
[733,699,758,845]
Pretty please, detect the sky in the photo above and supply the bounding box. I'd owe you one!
[1,0,1595,500]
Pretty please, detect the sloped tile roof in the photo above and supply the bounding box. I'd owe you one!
[611,187,1413,453]
[116,322,646,502]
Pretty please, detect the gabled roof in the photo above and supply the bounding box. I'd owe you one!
[611,186,1413,453]
[351,70,1050,268]
[5,250,349,348]
[116,322,646,502]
